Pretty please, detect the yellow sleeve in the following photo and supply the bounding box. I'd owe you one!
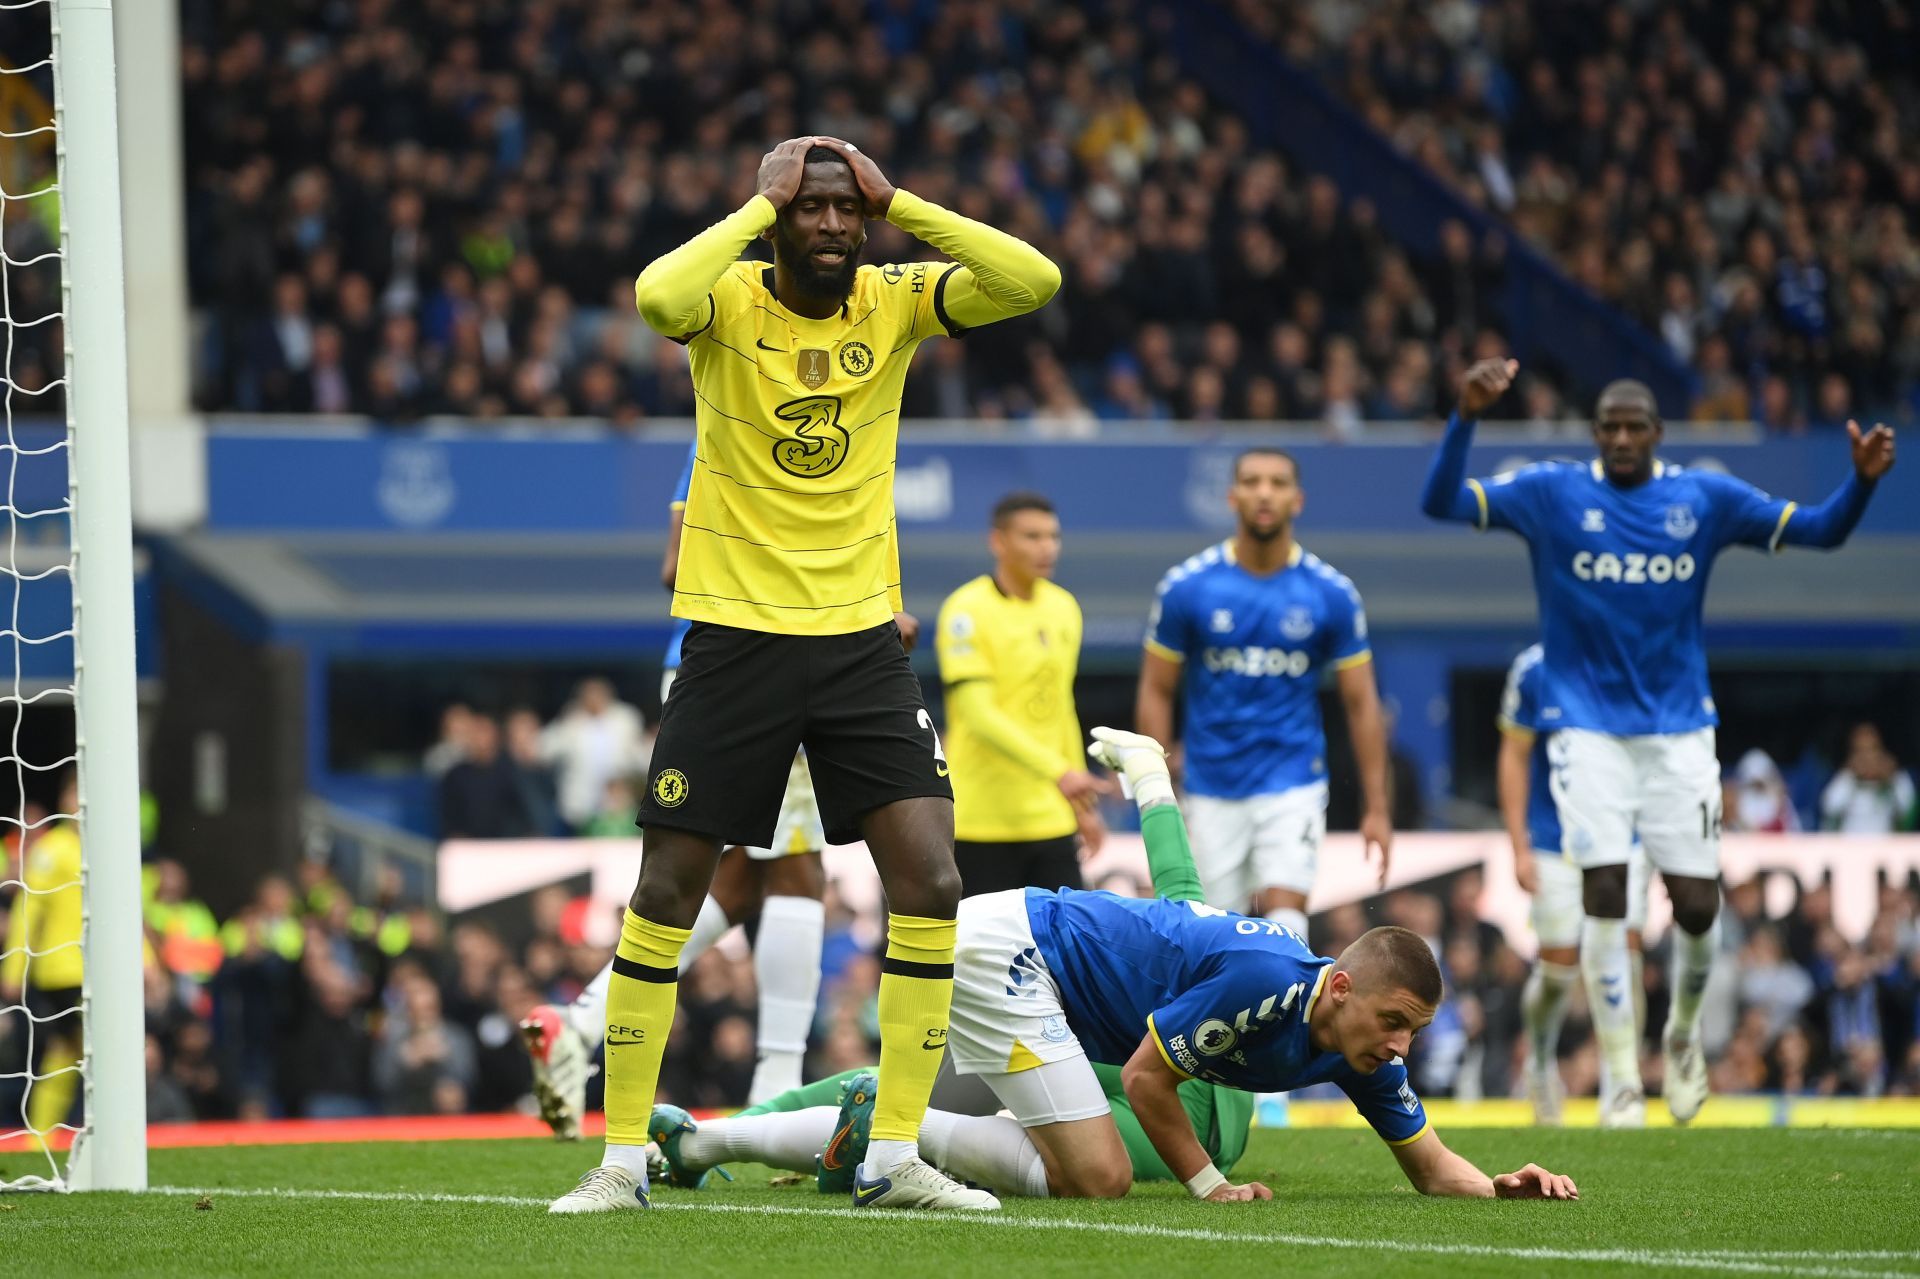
[887,523,904,614]
[935,591,993,686]
[1063,595,1089,772]
[633,196,777,338]
[946,681,1072,783]
[885,189,1061,335]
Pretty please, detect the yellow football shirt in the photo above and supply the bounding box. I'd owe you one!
[671,258,958,634]
[2,823,83,992]
[636,187,1060,636]
[937,575,1087,842]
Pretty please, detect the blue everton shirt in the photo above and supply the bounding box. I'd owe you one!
[663,443,695,672]
[1471,460,1794,736]
[1144,540,1371,799]
[1024,887,1429,1145]
[1498,644,1561,856]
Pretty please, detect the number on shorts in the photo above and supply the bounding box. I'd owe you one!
[916,708,950,777]
[1699,800,1723,840]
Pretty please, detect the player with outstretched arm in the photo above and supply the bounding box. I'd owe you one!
[1424,359,1894,1126]
[642,730,1574,1203]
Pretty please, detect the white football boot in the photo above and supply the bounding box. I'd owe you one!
[1663,1030,1709,1124]
[851,1157,1001,1211]
[520,1004,594,1141]
[1598,1084,1647,1129]
[548,1165,649,1214]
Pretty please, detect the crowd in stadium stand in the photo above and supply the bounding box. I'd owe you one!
[1233,0,1920,427]
[427,680,651,840]
[170,0,1885,433]
[0,7,61,420]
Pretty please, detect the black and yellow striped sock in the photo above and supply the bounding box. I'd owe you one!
[869,913,957,1145]
[603,909,690,1150]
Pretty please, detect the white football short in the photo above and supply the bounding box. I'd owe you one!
[1549,727,1720,880]
[662,666,820,858]
[1185,783,1328,909]
[1531,845,1652,949]
[945,890,1111,1127]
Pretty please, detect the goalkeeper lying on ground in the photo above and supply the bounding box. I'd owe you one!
[643,728,1253,1193]
[643,729,1574,1202]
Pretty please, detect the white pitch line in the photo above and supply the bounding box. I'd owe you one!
[146,1185,1920,1279]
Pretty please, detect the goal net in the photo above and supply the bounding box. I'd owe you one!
[0,0,144,1193]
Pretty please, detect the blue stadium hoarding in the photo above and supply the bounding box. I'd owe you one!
[205,425,1919,537]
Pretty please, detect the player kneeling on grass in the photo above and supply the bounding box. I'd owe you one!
[651,728,1576,1203]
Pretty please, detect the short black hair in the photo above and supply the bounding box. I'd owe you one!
[991,491,1056,527]
[1233,447,1300,483]
[805,144,853,168]
[1333,926,1444,1007]
[1595,378,1659,420]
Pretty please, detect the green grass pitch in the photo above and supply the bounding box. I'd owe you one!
[7,1129,1920,1277]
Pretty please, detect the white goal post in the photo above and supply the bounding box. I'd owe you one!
[0,0,144,1193]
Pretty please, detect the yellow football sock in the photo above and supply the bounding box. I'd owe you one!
[27,1034,80,1135]
[870,913,956,1142]
[603,909,691,1147]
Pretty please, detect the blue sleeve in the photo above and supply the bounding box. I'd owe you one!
[1475,464,1549,536]
[1776,472,1876,551]
[1420,411,1483,523]
[1333,1057,1431,1145]
[1699,469,1795,551]
[1420,413,1545,535]
[1144,574,1192,664]
[671,442,696,508]
[1324,577,1371,669]
[1499,653,1541,734]
[1147,951,1312,1088]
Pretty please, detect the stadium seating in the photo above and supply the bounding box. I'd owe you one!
[183,1,1920,429]
[1222,0,1920,427]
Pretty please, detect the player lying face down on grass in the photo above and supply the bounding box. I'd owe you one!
[645,729,1576,1204]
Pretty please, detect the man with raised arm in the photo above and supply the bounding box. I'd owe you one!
[1423,360,1893,1125]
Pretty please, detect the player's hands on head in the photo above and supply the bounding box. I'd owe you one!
[894,611,920,652]
[1361,810,1393,887]
[756,137,816,209]
[1204,1180,1275,1203]
[1492,1164,1578,1200]
[1847,420,1896,482]
[813,136,896,218]
[1458,358,1519,419]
